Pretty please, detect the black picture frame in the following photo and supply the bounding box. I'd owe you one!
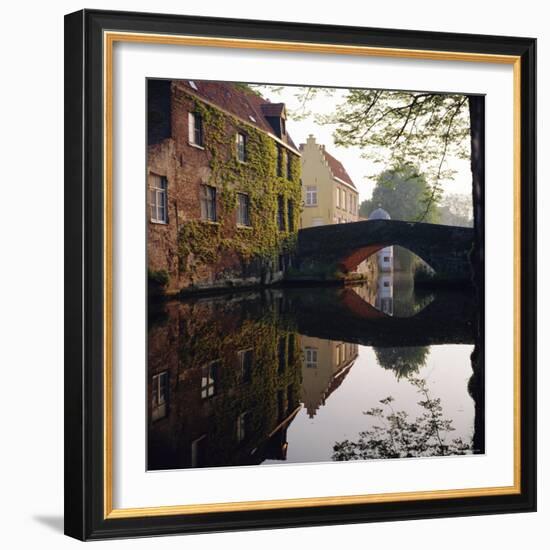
[64,8,536,541]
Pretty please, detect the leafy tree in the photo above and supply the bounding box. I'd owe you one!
[374,346,430,380]
[260,85,482,228]
[332,377,471,460]
[359,164,439,222]
[319,89,471,221]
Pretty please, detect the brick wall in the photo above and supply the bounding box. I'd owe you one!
[147,81,301,294]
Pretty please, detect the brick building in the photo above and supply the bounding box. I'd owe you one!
[147,80,302,294]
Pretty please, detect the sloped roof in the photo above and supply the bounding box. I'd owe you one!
[175,80,297,151]
[321,149,356,188]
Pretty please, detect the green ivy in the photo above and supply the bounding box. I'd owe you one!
[177,92,302,276]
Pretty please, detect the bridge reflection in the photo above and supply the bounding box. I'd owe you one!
[148,284,483,471]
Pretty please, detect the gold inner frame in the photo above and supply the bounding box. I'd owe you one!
[103,31,522,519]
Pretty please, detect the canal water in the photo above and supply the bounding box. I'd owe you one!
[147,272,483,471]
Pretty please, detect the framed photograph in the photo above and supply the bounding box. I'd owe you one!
[64,9,536,540]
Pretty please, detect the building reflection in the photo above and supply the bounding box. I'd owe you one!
[300,337,358,418]
[351,271,394,316]
[148,296,359,470]
[147,296,302,470]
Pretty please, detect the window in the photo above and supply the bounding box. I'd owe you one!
[191,435,206,467]
[237,411,251,442]
[384,256,390,262]
[287,199,294,230]
[236,132,247,162]
[188,111,204,146]
[383,281,390,287]
[288,333,296,363]
[151,371,168,421]
[236,193,251,226]
[201,361,219,399]
[305,185,318,206]
[336,188,341,208]
[200,185,217,221]
[305,347,318,369]
[276,147,283,177]
[278,336,287,373]
[149,174,168,223]
[238,349,254,383]
[342,190,346,212]
[286,152,292,179]
[277,195,285,231]
[336,344,342,365]
[281,118,286,136]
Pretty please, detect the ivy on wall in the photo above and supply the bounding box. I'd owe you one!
[176,91,302,277]
[149,297,303,466]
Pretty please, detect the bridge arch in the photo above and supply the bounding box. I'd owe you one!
[294,219,474,283]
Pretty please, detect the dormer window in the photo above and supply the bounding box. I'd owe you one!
[281,117,286,136]
[236,132,247,162]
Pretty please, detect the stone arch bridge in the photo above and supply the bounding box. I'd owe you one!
[294,219,474,283]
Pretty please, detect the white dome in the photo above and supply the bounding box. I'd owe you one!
[369,207,391,220]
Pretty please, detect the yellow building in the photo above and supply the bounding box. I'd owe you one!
[300,135,359,228]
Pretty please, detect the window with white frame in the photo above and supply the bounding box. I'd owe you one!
[200,184,217,221]
[336,187,341,208]
[151,371,168,421]
[305,347,318,369]
[201,361,219,399]
[305,185,318,206]
[149,174,168,223]
[188,111,204,146]
[236,132,247,162]
[236,193,251,226]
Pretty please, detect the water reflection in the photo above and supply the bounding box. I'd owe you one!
[147,278,483,470]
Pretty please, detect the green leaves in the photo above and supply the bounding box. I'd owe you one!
[332,376,472,461]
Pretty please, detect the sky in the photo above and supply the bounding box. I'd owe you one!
[254,85,473,205]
